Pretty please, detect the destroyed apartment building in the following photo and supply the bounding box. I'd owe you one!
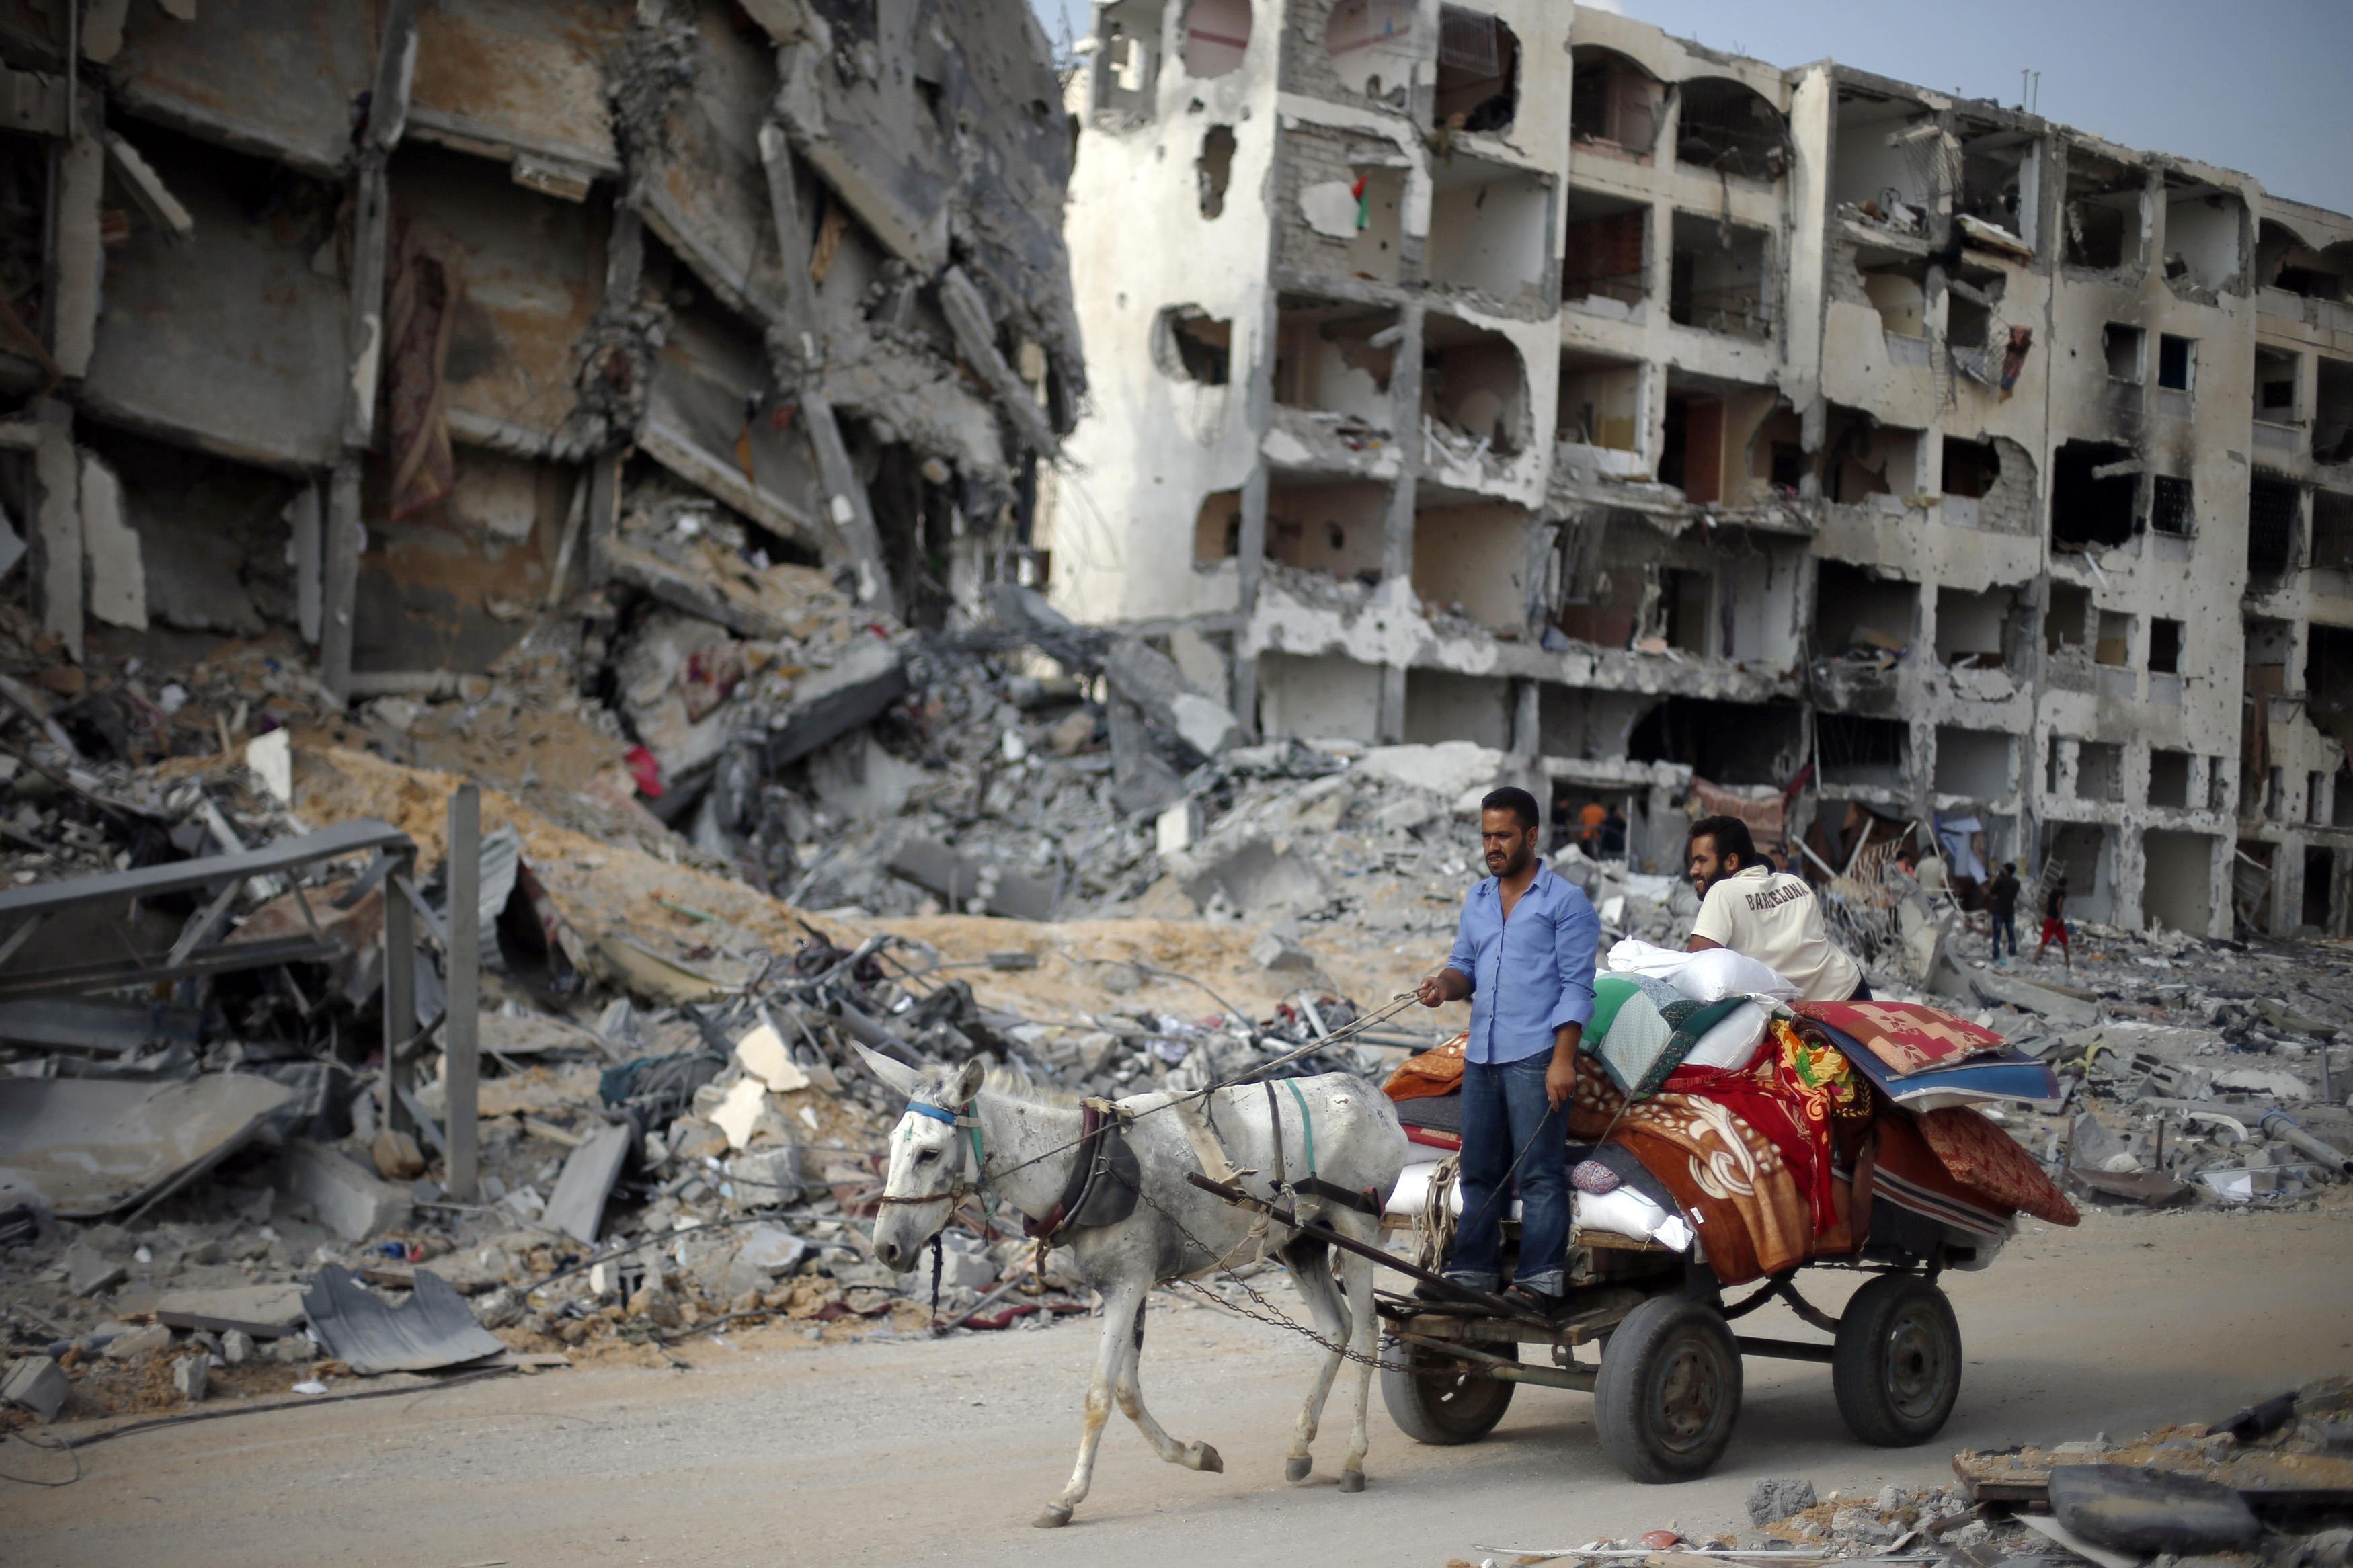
[0,0,1081,783]
[1044,0,2353,938]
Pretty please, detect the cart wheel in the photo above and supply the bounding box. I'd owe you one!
[1593,1295,1743,1483]
[1832,1274,1961,1447]
[1380,1337,1516,1445]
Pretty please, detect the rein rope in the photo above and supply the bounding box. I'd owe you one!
[871,989,1425,1220]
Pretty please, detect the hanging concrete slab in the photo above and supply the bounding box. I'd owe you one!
[637,5,789,326]
[77,135,349,470]
[109,0,372,176]
[0,1073,294,1217]
[406,0,626,181]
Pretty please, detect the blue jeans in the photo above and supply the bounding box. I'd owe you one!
[1991,913,2016,960]
[1448,1057,1568,1296]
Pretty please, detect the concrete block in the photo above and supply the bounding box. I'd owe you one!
[172,1353,208,1402]
[1251,926,1316,972]
[66,1241,126,1298]
[102,1323,171,1360]
[276,1139,413,1241]
[2,1356,69,1423]
[1104,638,1238,759]
[220,1329,254,1365]
[766,638,909,767]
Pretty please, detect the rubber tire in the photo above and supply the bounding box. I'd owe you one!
[1380,1337,1516,1445]
[1593,1295,1743,1483]
[1832,1274,1962,1447]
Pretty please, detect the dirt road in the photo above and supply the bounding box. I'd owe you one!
[11,1201,2350,1568]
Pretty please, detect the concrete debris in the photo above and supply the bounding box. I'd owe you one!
[2,1354,71,1423]
[171,1351,209,1402]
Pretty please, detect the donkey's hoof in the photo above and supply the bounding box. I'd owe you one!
[1339,1469,1367,1494]
[1193,1442,1224,1475]
[1285,1455,1313,1483]
[1033,1504,1074,1529]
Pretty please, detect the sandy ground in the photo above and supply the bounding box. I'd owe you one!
[10,1199,2350,1568]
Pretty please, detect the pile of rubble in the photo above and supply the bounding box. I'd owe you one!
[1452,1374,2353,1568]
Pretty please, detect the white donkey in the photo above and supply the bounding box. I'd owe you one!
[859,1046,1408,1527]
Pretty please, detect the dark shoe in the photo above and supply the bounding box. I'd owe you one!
[1503,1283,1565,1317]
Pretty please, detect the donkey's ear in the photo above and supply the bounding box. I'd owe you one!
[950,1055,988,1106]
[852,1041,922,1098]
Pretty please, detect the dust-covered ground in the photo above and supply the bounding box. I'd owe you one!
[9,1197,2350,1568]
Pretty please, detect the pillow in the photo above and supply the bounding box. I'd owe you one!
[1681,999,1771,1071]
[1607,937,1798,1001]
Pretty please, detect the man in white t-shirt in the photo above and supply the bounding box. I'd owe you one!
[1683,814,1868,1001]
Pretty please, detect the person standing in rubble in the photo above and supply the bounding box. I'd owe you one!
[1684,814,1870,1001]
[1987,861,2021,965]
[2036,875,2071,972]
[1415,786,1599,1311]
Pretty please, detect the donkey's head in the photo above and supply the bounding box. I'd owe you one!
[856,1044,987,1272]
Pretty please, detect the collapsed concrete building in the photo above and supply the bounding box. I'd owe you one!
[1042,0,2353,939]
[0,0,1078,699]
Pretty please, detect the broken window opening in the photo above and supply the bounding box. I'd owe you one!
[1861,259,1928,341]
[1934,727,2015,800]
[2061,148,2144,271]
[2101,321,2145,382]
[1153,305,1232,384]
[1181,0,1251,79]
[2257,219,2353,301]
[1263,476,1388,583]
[2255,346,2302,426]
[1830,92,1936,231]
[1193,487,1242,565]
[2248,474,2302,583]
[1412,500,1531,634]
[1822,407,1922,503]
[1942,436,1999,500]
[1563,188,1649,311]
[2304,846,2334,927]
[2157,333,2195,393]
[1946,290,1993,352]
[2046,582,2092,654]
[2149,616,2184,675]
[1422,313,1529,461]
[1933,583,2026,671]
[2148,749,2193,809]
[1196,125,1236,218]
[2317,358,2353,464]
[1813,561,1917,669]
[1093,0,1166,121]
[2161,181,2245,294]
[1817,713,1909,789]
[2151,474,2194,537]
[1427,154,1553,305]
[1669,212,1770,338]
[1557,350,1644,455]
[1569,46,1661,158]
[1433,7,1518,134]
[2336,761,2353,827]
[1628,696,1803,785]
[2314,490,2353,575]
[1272,295,1398,423]
[2094,610,2134,669]
[2307,623,2353,723]
[2051,440,2140,550]
[1746,409,1805,499]
[2076,742,2124,803]
[1956,124,2038,251]
[1674,77,1787,182]
[1319,0,1417,106]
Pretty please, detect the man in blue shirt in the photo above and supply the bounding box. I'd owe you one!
[1415,786,1599,1306]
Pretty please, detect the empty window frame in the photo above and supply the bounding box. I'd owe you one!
[1433,7,1517,134]
[2157,333,2195,393]
[1669,213,1770,337]
[1675,77,1786,181]
[2151,474,2194,536]
[2052,440,2139,548]
[2314,490,2353,573]
[2149,749,2192,809]
[2149,616,2183,673]
[2248,474,2302,581]
[1562,188,1648,308]
[2102,321,2144,381]
[1569,46,1660,156]
[2255,346,2301,425]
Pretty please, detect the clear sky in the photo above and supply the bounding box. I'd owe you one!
[1027,0,2353,214]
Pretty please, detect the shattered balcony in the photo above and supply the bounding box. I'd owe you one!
[1419,312,1535,493]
